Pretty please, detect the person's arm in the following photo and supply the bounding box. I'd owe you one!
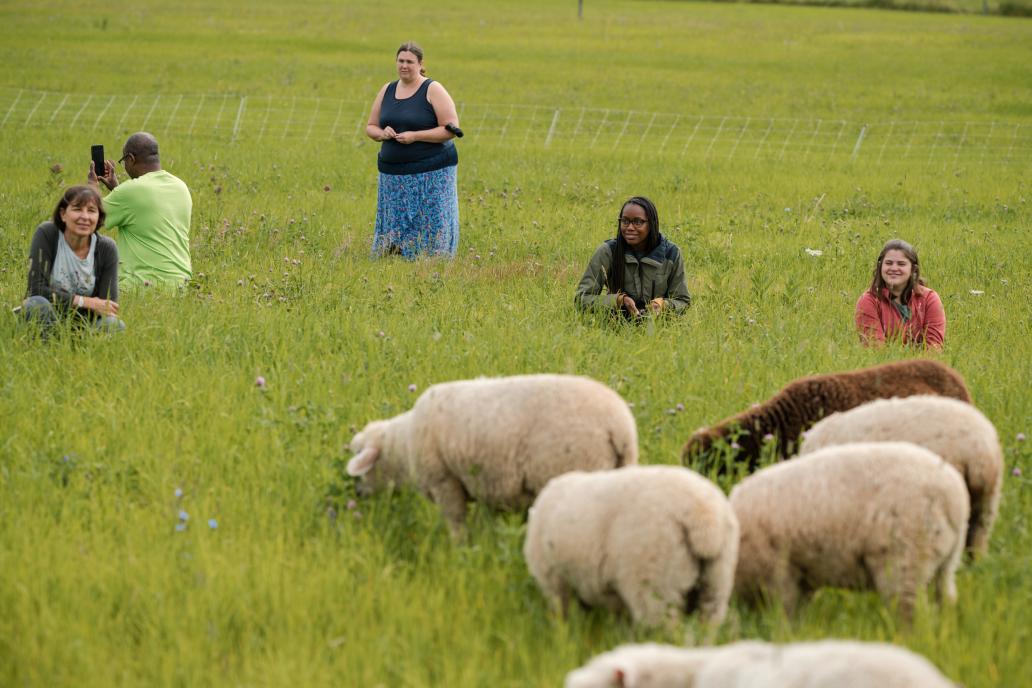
[655,248,692,314]
[84,236,119,317]
[393,81,458,145]
[26,224,75,307]
[100,183,132,232]
[365,83,397,142]
[854,292,886,345]
[920,290,946,350]
[575,244,624,312]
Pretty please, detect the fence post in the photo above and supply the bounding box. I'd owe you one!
[544,109,560,148]
[233,96,247,140]
[850,124,868,161]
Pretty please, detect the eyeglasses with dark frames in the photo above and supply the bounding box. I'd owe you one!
[618,217,648,229]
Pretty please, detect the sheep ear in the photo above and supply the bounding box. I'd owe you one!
[347,447,380,476]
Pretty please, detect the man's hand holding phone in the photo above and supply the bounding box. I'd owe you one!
[88,159,118,191]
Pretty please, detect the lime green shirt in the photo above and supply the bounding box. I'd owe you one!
[103,170,192,287]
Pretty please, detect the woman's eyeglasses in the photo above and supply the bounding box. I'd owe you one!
[618,217,648,228]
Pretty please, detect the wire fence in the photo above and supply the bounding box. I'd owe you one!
[2,88,1030,166]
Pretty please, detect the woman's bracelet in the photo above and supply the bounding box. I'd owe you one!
[76,295,85,308]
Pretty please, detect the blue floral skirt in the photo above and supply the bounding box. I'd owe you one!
[373,165,459,258]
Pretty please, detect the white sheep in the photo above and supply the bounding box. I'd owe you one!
[799,395,1003,557]
[564,640,957,688]
[347,374,638,537]
[523,465,739,628]
[730,442,969,621]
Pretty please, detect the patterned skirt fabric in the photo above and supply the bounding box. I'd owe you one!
[373,165,459,258]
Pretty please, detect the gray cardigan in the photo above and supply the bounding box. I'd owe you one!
[26,221,119,309]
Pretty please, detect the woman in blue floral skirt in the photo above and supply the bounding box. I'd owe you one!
[365,42,460,258]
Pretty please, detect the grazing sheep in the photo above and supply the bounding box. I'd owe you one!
[347,374,638,537]
[524,466,739,628]
[682,358,971,470]
[564,640,957,688]
[800,395,1003,557]
[730,442,968,621]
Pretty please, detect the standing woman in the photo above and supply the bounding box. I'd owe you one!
[366,42,460,258]
[575,196,691,318]
[23,185,123,334]
[855,239,945,349]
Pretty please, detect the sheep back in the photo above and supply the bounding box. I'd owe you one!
[697,640,957,688]
[565,640,955,688]
[682,359,971,470]
[730,442,969,617]
[525,465,739,627]
[407,374,638,511]
[800,395,1003,556]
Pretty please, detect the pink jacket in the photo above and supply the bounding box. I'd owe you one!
[855,286,946,350]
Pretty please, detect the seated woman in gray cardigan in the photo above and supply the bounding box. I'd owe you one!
[23,186,124,334]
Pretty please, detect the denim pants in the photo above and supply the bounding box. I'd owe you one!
[22,295,125,333]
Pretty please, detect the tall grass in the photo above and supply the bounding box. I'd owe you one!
[1,1,1030,686]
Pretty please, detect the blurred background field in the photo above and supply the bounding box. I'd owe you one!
[0,1,1029,686]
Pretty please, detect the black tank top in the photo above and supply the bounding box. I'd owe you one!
[377,79,457,175]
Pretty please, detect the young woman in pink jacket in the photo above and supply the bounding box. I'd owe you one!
[854,239,945,350]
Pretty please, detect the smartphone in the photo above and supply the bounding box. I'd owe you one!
[91,144,105,174]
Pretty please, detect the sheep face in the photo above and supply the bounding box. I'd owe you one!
[347,420,395,496]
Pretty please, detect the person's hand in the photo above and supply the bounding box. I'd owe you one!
[85,297,119,317]
[648,298,665,314]
[89,160,118,190]
[394,130,417,144]
[380,126,397,141]
[620,294,640,317]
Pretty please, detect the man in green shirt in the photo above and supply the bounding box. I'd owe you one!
[89,132,192,288]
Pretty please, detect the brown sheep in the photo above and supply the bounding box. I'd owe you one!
[682,359,971,471]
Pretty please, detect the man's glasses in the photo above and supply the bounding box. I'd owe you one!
[618,217,648,228]
[118,153,133,164]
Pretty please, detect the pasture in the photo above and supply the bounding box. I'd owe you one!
[0,0,1029,685]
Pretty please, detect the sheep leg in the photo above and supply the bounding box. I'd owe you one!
[966,485,998,558]
[621,583,681,629]
[542,579,574,619]
[427,476,470,540]
[766,559,801,615]
[866,554,923,623]
[695,555,735,625]
[935,529,964,606]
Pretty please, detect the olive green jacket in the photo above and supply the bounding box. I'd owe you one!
[574,236,692,314]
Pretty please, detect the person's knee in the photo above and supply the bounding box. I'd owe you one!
[22,295,56,321]
[94,316,126,333]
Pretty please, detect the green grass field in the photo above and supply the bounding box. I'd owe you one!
[1,0,1030,685]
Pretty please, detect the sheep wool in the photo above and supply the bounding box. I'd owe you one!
[347,374,638,537]
[524,466,739,628]
[730,442,969,621]
[800,395,1003,557]
[564,640,957,688]
[682,358,971,470]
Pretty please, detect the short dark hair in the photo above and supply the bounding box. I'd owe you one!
[397,42,427,76]
[52,185,105,233]
[607,196,661,296]
[868,238,925,304]
[123,132,160,165]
